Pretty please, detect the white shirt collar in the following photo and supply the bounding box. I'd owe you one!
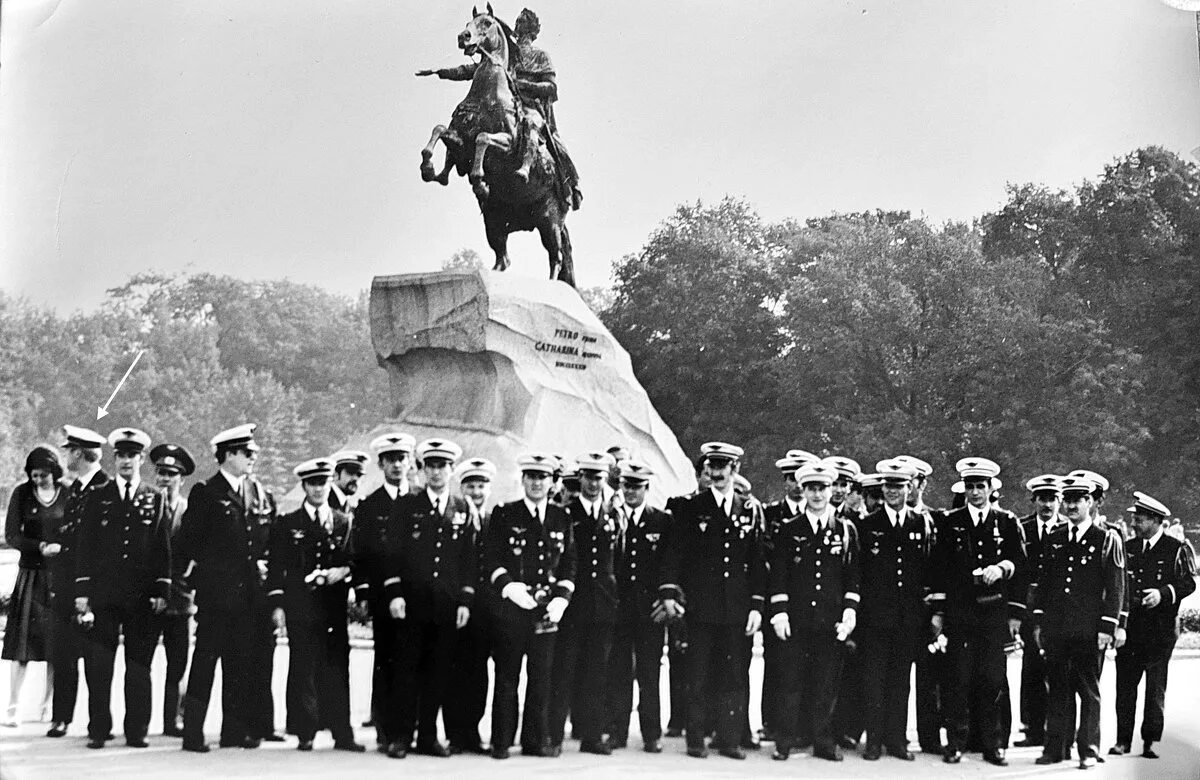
[805,506,832,532]
[75,465,101,489]
[580,495,601,516]
[786,498,804,517]
[383,482,399,500]
[969,504,989,525]
[627,503,644,526]
[1070,518,1093,538]
[116,474,140,494]
[307,502,327,524]
[426,487,448,512]
[710,486,733,511]
[219,468,244,492]
[523,497,548,520]
[1145,528,1164,550]
[885,504,905,527]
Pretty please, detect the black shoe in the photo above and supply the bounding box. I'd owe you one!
[297,739,313,752]
[1014,736,1044,747]
[491,746,509,759]
[1142,742,1159,759]
[544,743,562,757]
[885,744,915,761]
[86,737,105,749]
[771,748,789,761]
[387,740,407,758]
[414,740,449,757]
[838,735,859,750]
[643,740,662,753]
[335,741,366,753]
[718,745,746,760]
[1035,752,1062,765]
[222,736,260,748]
[182,740,210,753]
[608,737,627,749]
[580,739,612,755]
[863,743,882,761]
[448,743,464,755]
[46,722,68,738]
[814,744,844,762]
[260,732,286,743]
[126,736,149,748]
[686,745,709,758]
[520,746,541,757]
[943,748,963,764]
[665,727,684,738]
[163,725,185,738]
[1109,743,1131,755]
[983,748,1008,766]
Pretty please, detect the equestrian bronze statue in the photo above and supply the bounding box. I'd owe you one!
[417,7,581,287]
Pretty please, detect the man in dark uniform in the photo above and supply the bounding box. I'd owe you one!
[1014,474,1063,749]
[74,428,170,749]
[757,454,808,746]
[767,461,860,762]
[928,457,1026,767]
[146,443,197,738]
[1030,474,1125,770]
[176,424,279,752]
[821,455,865,751]
[328,450,369,513]
[658,442,764,760]
[350,432,414,745]
[1110,491,1196,760]
[856,459,936,761]
[550,452,619,756]
[383,439,476,758]
[446,457,497,755]
[267,458,364,752]
[45,425,109,739]
[483,452,576,759]
[604,460,672,753]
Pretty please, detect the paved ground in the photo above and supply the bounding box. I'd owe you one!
[1,645,1198,779]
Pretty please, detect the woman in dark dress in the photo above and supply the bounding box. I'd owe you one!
[3,446,67,726]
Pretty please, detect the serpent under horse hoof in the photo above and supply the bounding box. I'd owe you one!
[416,6,578,287]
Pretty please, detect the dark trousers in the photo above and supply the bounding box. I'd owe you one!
[549,618,613,745]
[183,607,253,743]
[286,621,353,742]
[915,642,947,749]
[684,623,749,750]
[760,626,783,737]
[245,601,276,738]
[1115,639,1175,745]
[392,619,455,746]
[49,604,84,724]
[834,645,865,743]
[605,619,665,744]
[944,617,1008,753]
[491,615,557,752]
[1019,624,1049,740]
[775,628,845,752]
[82,604,156,741]
[860,626,919,750]
[666,622,687,731]
[446,611,490,749]
[146,613,190,731]
[367,601,398,744]
[1044,634,1102,759]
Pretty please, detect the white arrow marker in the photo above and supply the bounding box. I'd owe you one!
[96,350,146,420]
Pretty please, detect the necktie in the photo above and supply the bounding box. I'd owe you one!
[534,506,541,527]
[1143,540,1149,555]
[123,483,131,504]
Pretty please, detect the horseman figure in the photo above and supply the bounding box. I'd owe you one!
[416,6,579,287]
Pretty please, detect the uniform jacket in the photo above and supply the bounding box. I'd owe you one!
[483,499,576,623]
[382,491,477,624]
[48,470,109,606]
[74,480,171,606]
[1029,522,1125,639]
[266,505,354,632]
[349,484,404,605]
[1019,513,1061,576]
[767,510,860,633]
[561,496,619,625]
[163,495,195,616]
[928,504,1027,626]
[1121,533,1196,645]
[856,506,935,632]
[614,504,672,623]
[175,472,276,612]
[659,488,765,626]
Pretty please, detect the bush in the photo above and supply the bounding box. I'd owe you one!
[1180,606,1200,635]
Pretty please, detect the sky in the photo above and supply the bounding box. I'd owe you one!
[2,0,1198,311]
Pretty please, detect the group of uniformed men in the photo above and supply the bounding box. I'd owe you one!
[38,423,1196,769]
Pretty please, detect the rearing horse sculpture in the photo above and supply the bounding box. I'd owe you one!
[418,6,576,287]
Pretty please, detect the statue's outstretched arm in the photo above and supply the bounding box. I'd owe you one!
[415,63,477,80]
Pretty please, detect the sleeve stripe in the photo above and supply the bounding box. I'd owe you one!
[462,586,476,595]
[156,578,171,584]
[1008,601,1026,609]
[1167,585,1176,603]
[927,592,946,601]
[660,583,679,591]
[489,567,507,584]
[1101,615,1118,623]
[770,594,788,603]
[268,589,284,597]
[383,577,401,586]
[844,592,860,602]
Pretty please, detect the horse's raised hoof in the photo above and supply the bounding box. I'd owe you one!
[421,165,437,182]
[493,259,509,272]
[435,173,450,186]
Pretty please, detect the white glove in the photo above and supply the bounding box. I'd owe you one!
[981,564,1004,585]
[770,611,791,641]
[389,596,407,619]
[502,582,539,610]
[1114,626,1127,649]
[835,607,856,642]
[546,596,569,623]
[745,608,762,636]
